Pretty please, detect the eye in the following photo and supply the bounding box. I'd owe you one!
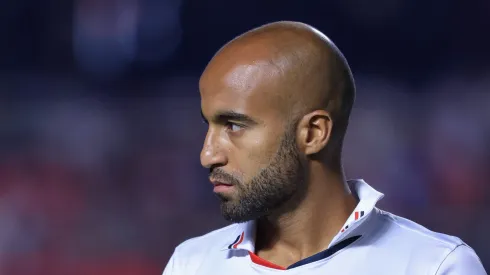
[226,122,244,132]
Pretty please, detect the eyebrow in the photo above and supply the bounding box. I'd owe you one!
[201,110,258,125]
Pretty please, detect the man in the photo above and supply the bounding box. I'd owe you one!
[162,21,487,274]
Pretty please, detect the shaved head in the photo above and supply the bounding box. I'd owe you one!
[199,21,355,222]
[203,21,355,157]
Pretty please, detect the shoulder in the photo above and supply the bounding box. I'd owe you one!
[162,223,241,275]
[174,223,239,255]
[375,208,464,249]
[372,209,486,274]
[435,244,487,274]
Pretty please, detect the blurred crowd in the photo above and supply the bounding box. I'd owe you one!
[0,73,488,274]
[0,0,489,274]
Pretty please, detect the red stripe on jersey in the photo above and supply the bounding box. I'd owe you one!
[249,252,286,270]
[355,211,359,220]
[232,232,245,249]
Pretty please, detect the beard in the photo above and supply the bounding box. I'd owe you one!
[209,126,306,223]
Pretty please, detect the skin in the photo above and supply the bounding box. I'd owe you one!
[199,21,357,268]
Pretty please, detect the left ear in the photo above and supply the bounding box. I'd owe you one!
[297,110,333,156]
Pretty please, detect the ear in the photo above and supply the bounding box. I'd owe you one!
[297,110,333,156]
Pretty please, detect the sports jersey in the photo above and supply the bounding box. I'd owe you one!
[162,180,487,274]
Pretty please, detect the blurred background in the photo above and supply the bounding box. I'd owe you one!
[0,0,489,274]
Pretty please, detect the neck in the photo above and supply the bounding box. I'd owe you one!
[255,163,357,261]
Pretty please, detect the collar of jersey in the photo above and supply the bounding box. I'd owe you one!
[221,179,384,251]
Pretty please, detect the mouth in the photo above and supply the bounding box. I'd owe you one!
[210,180,235,193]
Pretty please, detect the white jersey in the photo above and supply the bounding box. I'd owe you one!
[162,180,487,275]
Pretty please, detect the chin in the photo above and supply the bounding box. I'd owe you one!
[215,192,234,202]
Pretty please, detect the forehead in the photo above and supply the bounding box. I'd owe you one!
[199,60,288,120]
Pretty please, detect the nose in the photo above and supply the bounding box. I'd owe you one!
[200,128,228,169]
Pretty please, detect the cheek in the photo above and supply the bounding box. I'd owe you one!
[231,130,280,179]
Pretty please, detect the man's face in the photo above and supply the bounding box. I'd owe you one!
[199,60,306,223]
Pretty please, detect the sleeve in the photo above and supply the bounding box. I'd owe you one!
[436,244,487,275]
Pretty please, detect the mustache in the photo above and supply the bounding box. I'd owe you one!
[209,168,241,185]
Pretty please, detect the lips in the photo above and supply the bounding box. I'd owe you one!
[210,180,233,187]
[210,180,235,193]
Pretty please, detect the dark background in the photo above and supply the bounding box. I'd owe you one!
[0,0,489,274]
